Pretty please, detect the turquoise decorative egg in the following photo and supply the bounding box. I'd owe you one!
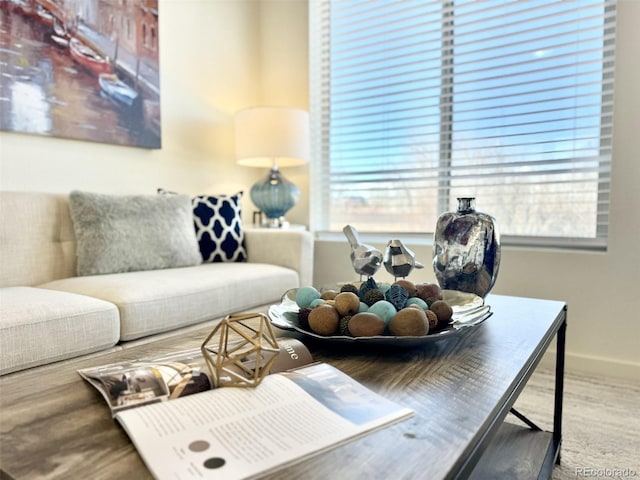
[359,302,369,313]
[310,298,325,308]
[367,300,397,325]
[295,286,321,308]
[406,297,428,310]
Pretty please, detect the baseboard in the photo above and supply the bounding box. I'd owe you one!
[538,349,640,380]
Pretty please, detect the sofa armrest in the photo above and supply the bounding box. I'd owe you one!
[244,229,314,286]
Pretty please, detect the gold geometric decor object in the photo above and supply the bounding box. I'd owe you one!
[201,313,280,388]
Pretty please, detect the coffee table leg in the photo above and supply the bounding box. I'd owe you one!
[553,307,567,465]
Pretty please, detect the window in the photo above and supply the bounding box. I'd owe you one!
[310,0,616,249]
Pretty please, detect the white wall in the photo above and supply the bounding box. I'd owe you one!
[1,0,638,379]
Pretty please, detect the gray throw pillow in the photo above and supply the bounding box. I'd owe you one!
[69,191,202,276]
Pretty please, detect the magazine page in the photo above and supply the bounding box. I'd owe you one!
[115,363,414,480]
[78,338,313,416]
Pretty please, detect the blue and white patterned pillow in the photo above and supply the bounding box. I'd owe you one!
[159,189,247,262]
[192,193,247,262]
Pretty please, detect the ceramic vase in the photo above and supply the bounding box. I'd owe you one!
[432,197,501,298]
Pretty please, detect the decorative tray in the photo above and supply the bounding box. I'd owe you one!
[268,288,491,347]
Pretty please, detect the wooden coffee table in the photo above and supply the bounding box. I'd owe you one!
[0,294,566,479]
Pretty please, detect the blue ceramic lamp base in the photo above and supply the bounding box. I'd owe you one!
[250,165,300,228]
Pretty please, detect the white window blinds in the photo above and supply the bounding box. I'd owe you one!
[310,0,616,249]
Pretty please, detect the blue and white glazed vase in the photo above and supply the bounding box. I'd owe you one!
[432,197,500,298]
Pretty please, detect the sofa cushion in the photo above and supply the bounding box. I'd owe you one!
[159,189,247,263]
[69,191,202,276]
[0,287,120,375]
[40,262,299,341]
[0,192,76,287]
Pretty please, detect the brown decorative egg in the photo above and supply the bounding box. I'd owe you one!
[415,282,443,306]
[389,308,428,336]
[348,312,386,337]
[334,292,361,316]
[308,304,339,335]
[320,289,338,300]
[394,279,417,297]
[430,300,453,327]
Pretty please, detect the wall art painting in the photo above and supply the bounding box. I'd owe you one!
[0,0,161,149]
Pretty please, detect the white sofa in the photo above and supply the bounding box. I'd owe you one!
[0,191,313,375]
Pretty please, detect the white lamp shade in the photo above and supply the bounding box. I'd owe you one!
[234,106,310,168]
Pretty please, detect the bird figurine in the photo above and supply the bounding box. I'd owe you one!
[343,225,383,279]
[383,239,424,279]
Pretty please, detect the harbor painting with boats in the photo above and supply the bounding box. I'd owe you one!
[0,0,161,148]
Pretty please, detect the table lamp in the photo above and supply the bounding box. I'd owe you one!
[234,106,309,228]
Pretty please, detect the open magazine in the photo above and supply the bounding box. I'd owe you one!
[78,337,314,416]
[79,340,414,480]
[116,362,414,480]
